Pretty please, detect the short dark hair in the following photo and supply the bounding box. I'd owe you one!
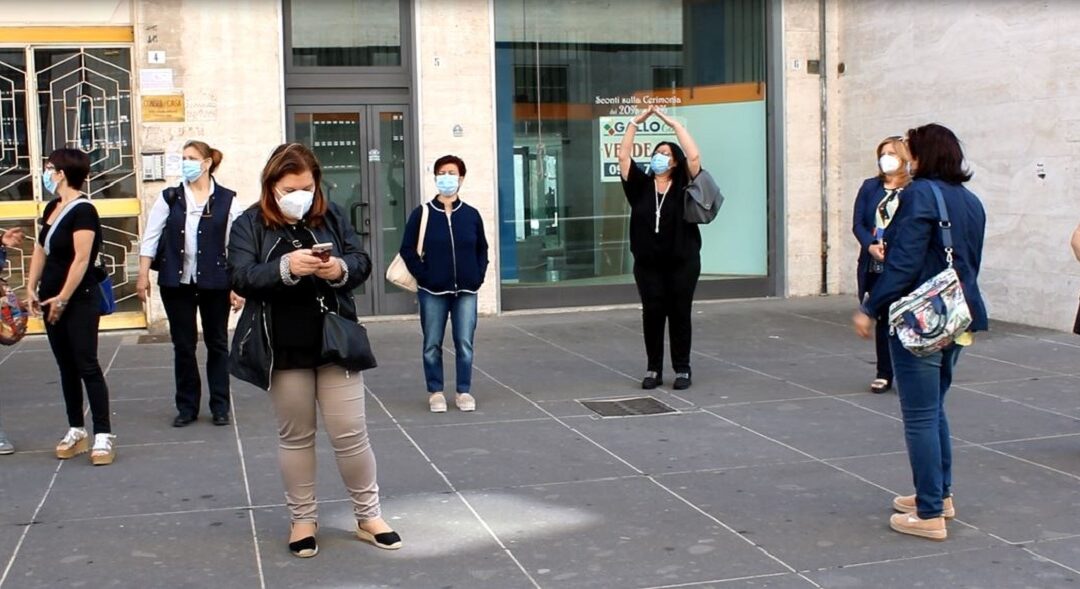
[433,154,466,177]
[46,148,91,190]
[906,123,972,184]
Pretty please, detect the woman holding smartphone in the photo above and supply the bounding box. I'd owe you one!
[228,143,400,558]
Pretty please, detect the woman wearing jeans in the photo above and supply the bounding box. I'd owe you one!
[854,124,987,541]
[228,143,400,557]
[398,155,489,413]
[25,149,116,465]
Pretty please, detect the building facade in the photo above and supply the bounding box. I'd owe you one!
[1,0,1077,332]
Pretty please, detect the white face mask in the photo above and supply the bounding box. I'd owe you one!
[277,189,314,220]
[879,154,901,175]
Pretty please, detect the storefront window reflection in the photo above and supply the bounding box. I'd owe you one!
[495,0,768,302]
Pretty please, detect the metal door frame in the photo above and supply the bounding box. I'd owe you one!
[0,42,144,331]
[286,103,416,317]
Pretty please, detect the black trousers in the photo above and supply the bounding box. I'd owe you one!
[863,272,894,381]
[160,285,231,418]
[44,296,111,434]
[633,257,701,375]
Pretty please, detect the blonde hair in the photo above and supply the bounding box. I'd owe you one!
[876,136,912,186]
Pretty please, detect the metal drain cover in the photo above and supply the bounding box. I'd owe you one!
[580,396,676,418]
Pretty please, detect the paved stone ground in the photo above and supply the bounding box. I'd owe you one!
[0,296,1078,589]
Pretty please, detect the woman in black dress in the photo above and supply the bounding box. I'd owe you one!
[618,105,703,391]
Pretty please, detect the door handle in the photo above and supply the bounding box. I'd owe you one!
[351,201,371,237]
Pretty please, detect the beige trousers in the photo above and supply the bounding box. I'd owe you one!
[269,365,380,523]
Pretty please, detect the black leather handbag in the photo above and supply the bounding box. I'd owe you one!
[319,296,377,372]
[1073,295,1080,335]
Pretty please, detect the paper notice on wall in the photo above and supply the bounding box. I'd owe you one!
[139,68,174,94]
[597,115,682,183]
[164,149,183,177]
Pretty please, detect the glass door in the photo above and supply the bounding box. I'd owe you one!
[290,105,414,316]
[0,45,143,332]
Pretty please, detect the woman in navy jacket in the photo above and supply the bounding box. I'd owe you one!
[854,123,987,542]
[852,136,912,393]
[399,155,489,413]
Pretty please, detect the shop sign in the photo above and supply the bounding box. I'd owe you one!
[597,115,682,183]
[141,94,185,123]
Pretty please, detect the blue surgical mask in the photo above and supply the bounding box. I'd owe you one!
[42,169,58,195]
[435,174,459,196]
[650,153,671,175]
[182,160,205,183]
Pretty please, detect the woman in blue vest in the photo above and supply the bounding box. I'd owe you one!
[851,136,912,393]
[399,155,489,413]
[854,123,987,541]
[137,140,244,427]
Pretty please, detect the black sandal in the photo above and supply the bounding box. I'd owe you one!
[289,523,319,558]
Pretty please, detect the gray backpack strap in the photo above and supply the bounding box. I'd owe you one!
[44,199,96,256]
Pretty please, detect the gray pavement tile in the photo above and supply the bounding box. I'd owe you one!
[1028,536,1080,574]
[830,446,1080,544]
[464,478,789,588]
[943,389,1080,445]
[681,362,844,407]
[241,426,450,507]
[658,462,998,572]
[366,372,551,426]
[833,388,902,419]
[534,399,610,419]
[985,436,1080,478]
[103,369,176,403]
[561,411,807,474]
[471,357,646,402]
[951,353,1059,384]
[253,495,534,589]
[35,440,246,521]
[958,337,1080,376]
[714,397,906,460]
[4,510,260,589]
[959,376,1080,417]
[718,354,879,397]
[402,419,638,490]
[807,545,1078,589]
[0,455,54,525]
[108,341,178,368]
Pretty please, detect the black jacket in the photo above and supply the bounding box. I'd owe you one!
[227,202,371,390]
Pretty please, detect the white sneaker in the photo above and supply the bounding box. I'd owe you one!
[429,392,447,413]
[455,393,476,412]
[90,433,116,466]
[56,427,89,459]
[0,429,13,455]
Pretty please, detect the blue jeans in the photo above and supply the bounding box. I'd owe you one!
[890,337,962,519]
[418,291,478,394]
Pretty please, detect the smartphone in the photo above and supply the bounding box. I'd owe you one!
[311,242,333,262]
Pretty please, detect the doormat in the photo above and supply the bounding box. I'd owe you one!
[580,396,676,418]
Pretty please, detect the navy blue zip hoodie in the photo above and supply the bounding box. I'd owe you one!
[399,198,489,294]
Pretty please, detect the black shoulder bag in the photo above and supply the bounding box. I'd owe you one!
[317,211,377,371]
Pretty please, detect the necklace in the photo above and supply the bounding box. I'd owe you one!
[654,178,672,234]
